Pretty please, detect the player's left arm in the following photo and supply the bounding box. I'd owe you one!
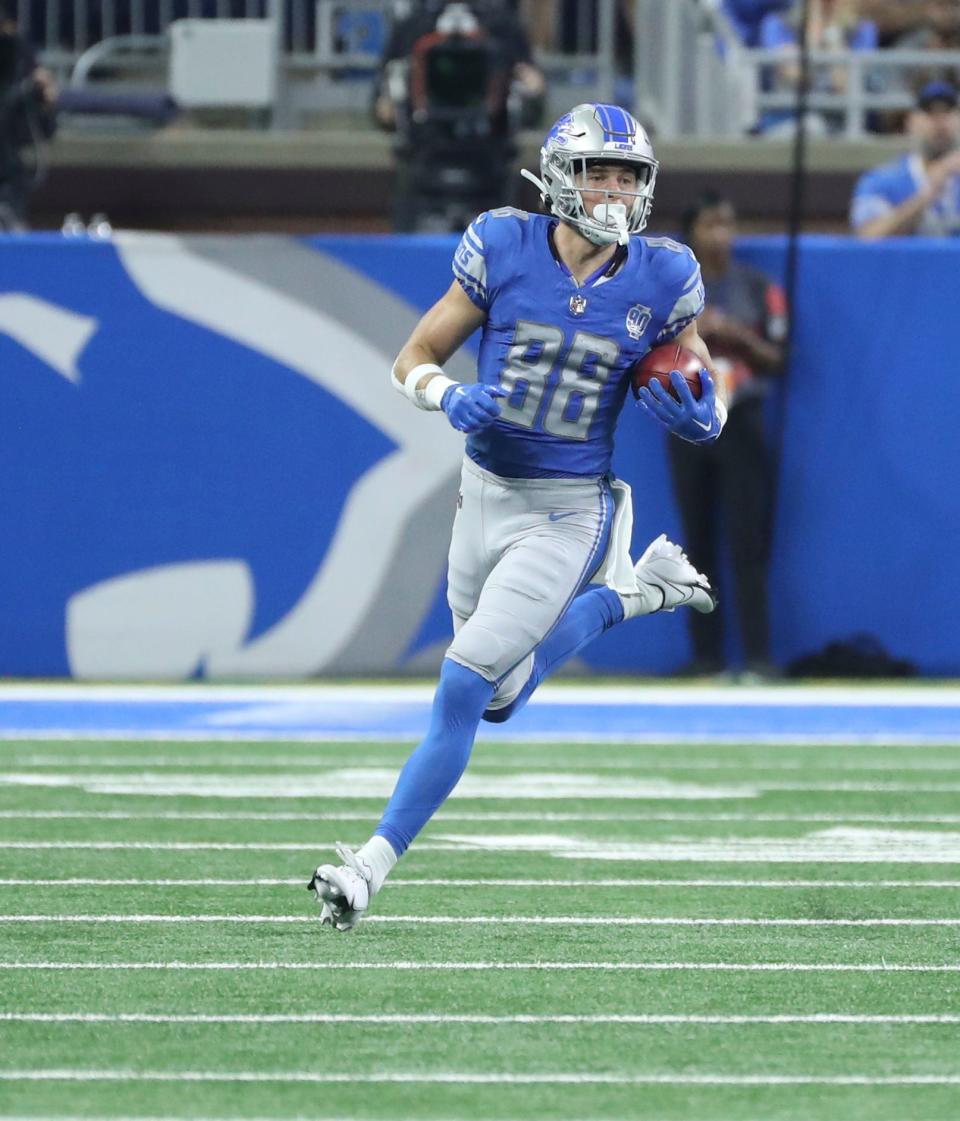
[674,319,729,411]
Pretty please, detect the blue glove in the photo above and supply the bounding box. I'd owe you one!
[635,367,723,444]
[441,383,507,434]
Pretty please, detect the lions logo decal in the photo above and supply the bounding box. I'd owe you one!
[0,235,469,678]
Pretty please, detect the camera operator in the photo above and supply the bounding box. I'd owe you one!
[0,1,57,231]
[374,1,545,231]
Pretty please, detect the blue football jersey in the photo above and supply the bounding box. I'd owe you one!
[851,153,960,236]
[452,208,704,478]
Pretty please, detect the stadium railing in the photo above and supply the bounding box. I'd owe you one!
[28,0,960,136]
[729,47,960,138]
[28,0,620,126]
[632,0,736,139]
[641,1,960,138]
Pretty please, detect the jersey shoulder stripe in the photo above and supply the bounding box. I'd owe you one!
[452,209,537,310]
[643,240,704,342]
[657,275,705,342]
[453,214,490,309]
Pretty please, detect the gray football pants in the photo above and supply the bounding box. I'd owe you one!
[446,457,614,709]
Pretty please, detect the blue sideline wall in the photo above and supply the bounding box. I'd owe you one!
[0,233,956,678]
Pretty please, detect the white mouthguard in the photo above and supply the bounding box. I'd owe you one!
[592,202,630,245]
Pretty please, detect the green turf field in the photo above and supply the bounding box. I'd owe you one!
[2,734,959,1120]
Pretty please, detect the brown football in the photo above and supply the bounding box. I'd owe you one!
[631,343,704,401]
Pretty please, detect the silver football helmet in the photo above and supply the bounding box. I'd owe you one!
[521,103,659,246]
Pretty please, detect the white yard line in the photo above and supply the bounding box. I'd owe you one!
[4,810,960,823]
[5,781,960,793]
[1,731,959,746]
[9,756,960,771]
[3,877,959,889]
[3,961,958,972]
[2,1070,960,1086]
[0,879,310,886]
[2,1012,958,1025]
[4,840,960,863]
[0,843,319,850]
[1,915,960,927]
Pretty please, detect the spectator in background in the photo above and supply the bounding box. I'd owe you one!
[516,0,557,50]
[856,0,960,48]
[721,0,794,46]
[851,80,960,236]
[373,1,545,231]
[374,2,544,133]
[856,1,960,124]
[756,0,879,135]
[515,0,634,56]
[668,193,787,680]
[0,0,56,229]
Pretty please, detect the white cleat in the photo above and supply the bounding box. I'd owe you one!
[621,534,717,618]
[307,843,373,932]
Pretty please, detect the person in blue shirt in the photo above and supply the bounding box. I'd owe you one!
[851,80,960,238]
[755,0,879,135]
[307,102,729,931]
[722,0,793,46]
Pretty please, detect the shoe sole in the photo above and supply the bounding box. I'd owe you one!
[308,866,367,932]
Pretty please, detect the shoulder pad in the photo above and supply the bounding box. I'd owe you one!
[474,207,532,250]
[642,235,699,284]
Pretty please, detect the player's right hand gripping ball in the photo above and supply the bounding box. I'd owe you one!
[630,343,704,401]
[632,345,721,444]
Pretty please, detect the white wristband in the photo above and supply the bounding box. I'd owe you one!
[715,398,728,432]
[403,362,459,412]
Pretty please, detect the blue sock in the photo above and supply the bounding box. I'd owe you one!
[483,586,624,724]
[375,658,494,856]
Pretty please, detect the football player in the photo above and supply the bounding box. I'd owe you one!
[309,103,728,930]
